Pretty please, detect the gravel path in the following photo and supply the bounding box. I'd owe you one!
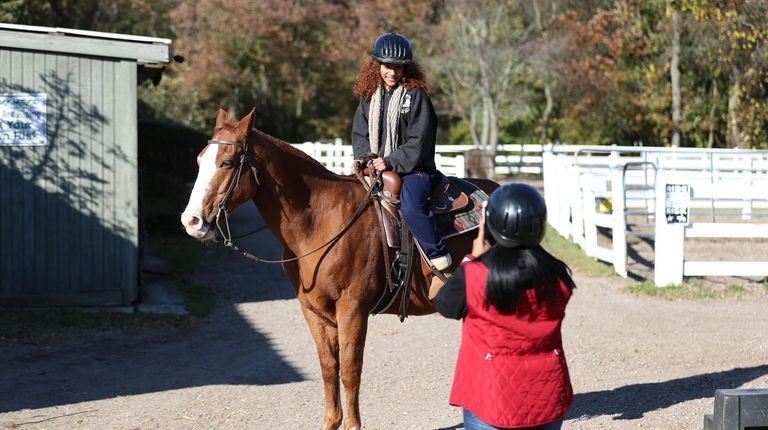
[1,202,767,430]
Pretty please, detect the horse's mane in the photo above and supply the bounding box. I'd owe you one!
[217,117,356,182]
[250,127,357,182]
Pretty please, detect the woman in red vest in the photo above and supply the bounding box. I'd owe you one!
[434,183,576,430]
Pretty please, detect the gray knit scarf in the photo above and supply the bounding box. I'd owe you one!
[368,84,407,157]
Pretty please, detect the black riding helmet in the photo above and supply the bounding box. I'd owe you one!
[371,32,413,64]
[485,183,547,248]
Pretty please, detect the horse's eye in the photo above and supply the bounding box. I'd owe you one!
[220,159,235,169]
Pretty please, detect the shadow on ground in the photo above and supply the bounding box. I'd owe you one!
[568,364,768,420]
[0,202,304,413]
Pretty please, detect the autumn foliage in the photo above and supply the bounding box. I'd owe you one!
[3,0,767,148]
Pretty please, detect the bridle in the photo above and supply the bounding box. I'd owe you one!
[206,137,261,244]
[206,137,374,264]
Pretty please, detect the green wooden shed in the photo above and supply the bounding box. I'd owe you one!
[0,23,172,306]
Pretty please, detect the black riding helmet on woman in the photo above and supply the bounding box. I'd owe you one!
[371,32,413,64]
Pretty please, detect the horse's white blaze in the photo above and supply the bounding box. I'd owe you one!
[180,144,218,239]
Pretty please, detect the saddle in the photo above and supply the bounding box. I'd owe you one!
[357,163,470,247]
[379,171,470,214]
[354,155,484,321]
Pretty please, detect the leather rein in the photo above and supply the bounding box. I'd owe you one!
[207,137,373,265]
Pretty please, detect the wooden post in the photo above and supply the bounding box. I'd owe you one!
[464,148,494,179]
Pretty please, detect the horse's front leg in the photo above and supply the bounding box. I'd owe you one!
[337,300,369,430]
[300,305,343,430]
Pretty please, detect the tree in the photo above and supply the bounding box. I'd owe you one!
[146,0,361,140]
[150,0,447,141]
[679,0,768,148]
[516,0,582,145]
[670,5,683,146]
[0,0,177,37]
[432,0,534,155]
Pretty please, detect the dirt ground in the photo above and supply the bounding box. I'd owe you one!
[1,202,767,430]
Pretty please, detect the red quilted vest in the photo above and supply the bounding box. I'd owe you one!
[449,261,573,428]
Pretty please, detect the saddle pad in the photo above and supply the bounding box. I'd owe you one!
[434,177,489,240]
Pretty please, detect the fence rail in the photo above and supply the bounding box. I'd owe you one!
[290,140,544,177]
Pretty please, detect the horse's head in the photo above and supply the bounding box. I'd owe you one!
[180,108,259,240]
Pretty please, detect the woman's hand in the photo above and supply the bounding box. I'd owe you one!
[352,159,366,174]
[369,157,388,174]
[471,201,492,258]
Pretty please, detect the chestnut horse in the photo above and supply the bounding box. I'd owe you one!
[180,109,498,430]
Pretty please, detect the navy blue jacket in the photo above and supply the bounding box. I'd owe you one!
[351,86,438,174]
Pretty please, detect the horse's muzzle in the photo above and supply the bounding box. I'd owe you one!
[181,212,214,240]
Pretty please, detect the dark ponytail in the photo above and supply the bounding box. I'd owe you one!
[484,244,576,314]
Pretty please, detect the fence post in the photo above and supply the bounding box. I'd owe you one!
[569,165,584,245]
[654,170,685,286]
[611,165,628,277]
[542,149,563,235]
[742,157,754,220]
[556,154,573,238]
[581,173,599,258]
[456,154,466,178]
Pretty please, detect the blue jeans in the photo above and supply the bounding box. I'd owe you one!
[463,409,563,430]
[400,171,448,259]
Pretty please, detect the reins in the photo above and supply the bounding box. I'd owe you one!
[208,137,374,265]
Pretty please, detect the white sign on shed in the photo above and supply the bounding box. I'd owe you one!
[0,93,47,146]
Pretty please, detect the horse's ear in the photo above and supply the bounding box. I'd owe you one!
[237,107,256,137]
[215,109,228,128]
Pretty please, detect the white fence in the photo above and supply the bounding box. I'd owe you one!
[543,145,768,285]
[291,140,543,177]
[294,140,768,284]
[292,139,354,175]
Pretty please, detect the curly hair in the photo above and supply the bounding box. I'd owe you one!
[352,60,428,100]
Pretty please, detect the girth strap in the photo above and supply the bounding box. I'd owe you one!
[372,197,396,293]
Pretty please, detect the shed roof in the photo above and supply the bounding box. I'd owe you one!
[0,23,171,65]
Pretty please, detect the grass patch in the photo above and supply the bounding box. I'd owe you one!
[625,280,751,300]
[542,227,615,277]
